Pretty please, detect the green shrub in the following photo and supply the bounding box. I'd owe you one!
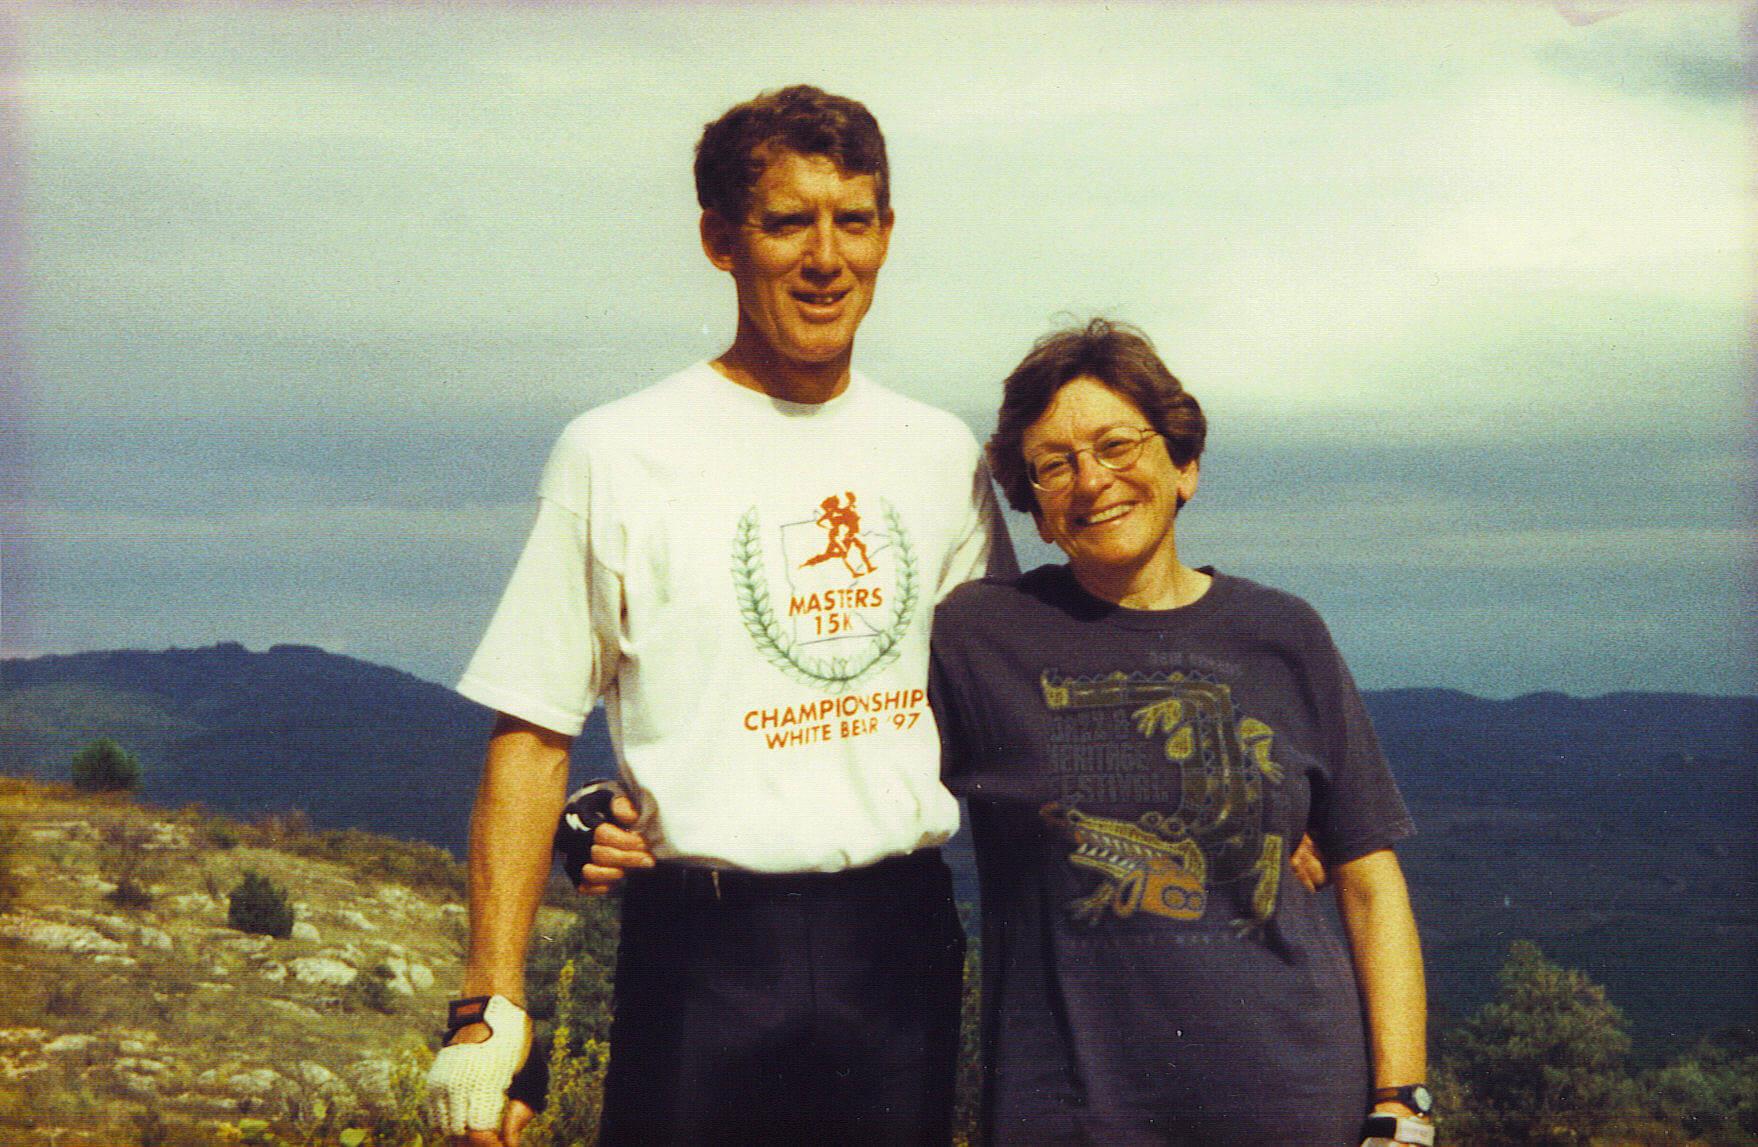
[1435,940,1634,1146]
[1639,1028,1758,1146]
[69,737,142,793]
[228,870,295,939]
[105,877,154,910]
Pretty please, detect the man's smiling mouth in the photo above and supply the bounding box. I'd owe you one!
[795,288,849,307]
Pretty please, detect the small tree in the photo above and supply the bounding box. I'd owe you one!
[70,737,142,793]
[1436,940,1633,1146]
[1641,1028,1758,1146]
[228,870,295,939]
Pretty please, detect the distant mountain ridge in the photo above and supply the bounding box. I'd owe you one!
[6,643,1755,1046]
[0,643,617,855]
[3,643,1754,853]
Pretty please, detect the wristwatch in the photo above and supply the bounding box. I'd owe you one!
[1372,1083,1435,1118]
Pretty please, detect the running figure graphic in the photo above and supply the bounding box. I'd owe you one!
[801,491,877,577]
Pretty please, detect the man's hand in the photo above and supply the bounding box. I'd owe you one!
[425,996,534,1146]
[577,793,654,894]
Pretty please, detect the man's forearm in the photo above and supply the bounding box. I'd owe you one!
[462,713,573,1006]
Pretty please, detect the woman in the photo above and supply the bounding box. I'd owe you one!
[930,319,1432,1146]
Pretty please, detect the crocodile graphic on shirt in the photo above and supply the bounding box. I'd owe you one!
[1040,670,1288,934]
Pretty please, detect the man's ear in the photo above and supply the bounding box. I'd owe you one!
[700,210,737,272]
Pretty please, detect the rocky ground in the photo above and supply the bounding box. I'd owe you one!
[0,778,576,1145]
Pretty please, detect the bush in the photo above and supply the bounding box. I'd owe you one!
[105,877,154,910]
[228,870,295,939]
[1640,1027,1758,1146]
[69,737,142,793]
[1435,940,1633,1146]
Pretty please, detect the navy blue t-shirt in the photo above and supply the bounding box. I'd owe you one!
[931,566,1415,1147]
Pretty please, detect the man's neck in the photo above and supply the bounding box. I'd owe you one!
[711,336,852,405]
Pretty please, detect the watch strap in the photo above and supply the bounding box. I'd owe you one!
[445,995,494,1039]
[1372,1083,1435,1116]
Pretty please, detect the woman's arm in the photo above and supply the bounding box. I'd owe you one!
[1334,849,1428,1116]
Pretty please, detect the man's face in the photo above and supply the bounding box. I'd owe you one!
[705,149,892,376]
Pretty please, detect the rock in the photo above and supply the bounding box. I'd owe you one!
[329,908,376,932]
[228,1068,295,1120]
[345,1058,402,1114]
[381,955,436,995]
[0,1029,50,1081]
[43,1034,97,1056]
[86,914,175,952]
[114,1056,170,1097]
[0,918,128,955]
[289,956,358,986]
[293,1060,342,1091]
[291,921,321,942]
[262,997,319,1019]
[163,892,219,915]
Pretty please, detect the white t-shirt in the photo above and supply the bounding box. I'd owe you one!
[459,362,1011,873]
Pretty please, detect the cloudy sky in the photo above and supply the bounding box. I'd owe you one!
[5,1,1751,698]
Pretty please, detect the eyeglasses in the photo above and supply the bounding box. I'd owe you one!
[1025,427,1161,493]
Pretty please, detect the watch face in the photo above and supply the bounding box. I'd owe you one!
[1409,1084,1434,1114]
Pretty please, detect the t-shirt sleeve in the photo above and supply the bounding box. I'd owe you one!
[1303,620,1416,864]
[456,433,624,736]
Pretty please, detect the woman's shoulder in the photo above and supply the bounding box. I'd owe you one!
[1207,570,1326,625]
[938,564,1073,622]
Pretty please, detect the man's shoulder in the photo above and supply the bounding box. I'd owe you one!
[563,363,714,432]
[545,365,732,465]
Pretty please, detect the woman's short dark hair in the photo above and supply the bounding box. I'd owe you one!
[988,319,1206,515]
[694,85,890,222]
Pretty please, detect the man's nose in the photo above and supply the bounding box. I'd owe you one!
[802,219,841,276]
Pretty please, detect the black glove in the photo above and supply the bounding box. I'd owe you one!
[505,1029,551,1113]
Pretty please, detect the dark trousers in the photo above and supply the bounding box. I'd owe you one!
[597,850,966,1147]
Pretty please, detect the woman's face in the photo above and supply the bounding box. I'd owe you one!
[1022,376,1197,579]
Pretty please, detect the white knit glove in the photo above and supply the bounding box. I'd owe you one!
[424,995,532,1136]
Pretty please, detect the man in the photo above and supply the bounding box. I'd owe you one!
[424,85,1012,1147]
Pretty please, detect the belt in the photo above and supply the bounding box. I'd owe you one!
[632,848,945,903]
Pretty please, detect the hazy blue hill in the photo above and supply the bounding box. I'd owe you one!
[0,643,617,854]
[3,645,1754,1048]
[1364,686,1757,819]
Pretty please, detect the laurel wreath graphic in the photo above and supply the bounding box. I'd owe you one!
[732,500,919,692]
